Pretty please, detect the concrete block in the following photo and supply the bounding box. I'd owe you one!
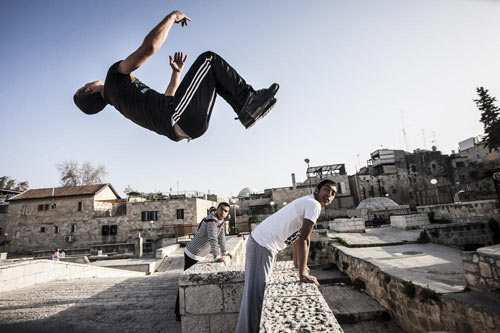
[185,284,223,314]
[181,315,210,333]
[222,283,244,313]
[209,313,239,332]
[0,252,7,260]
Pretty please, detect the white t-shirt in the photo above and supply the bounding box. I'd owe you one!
[252,194,322,254]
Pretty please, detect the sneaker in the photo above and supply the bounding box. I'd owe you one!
[238,83,279,129]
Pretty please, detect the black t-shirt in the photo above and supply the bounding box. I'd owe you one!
[103,61,179,141]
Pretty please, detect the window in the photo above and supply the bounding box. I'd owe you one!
[110,225,118,235]
[456,161,465,167]
[102,225,110,236]
[54,226,59,233]
[0,227,3,236]
[71,224,77,233]
[40,227,46,233]
[77,202,83,212]
[38,204,50,211]
[21,206,27,215]
[176,209,184,219]
[141,211,158,221]
[0,205,7,214]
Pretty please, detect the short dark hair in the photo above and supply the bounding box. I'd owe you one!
[73,90,107,115]
[218,202,230,209]
[316,179,337,193]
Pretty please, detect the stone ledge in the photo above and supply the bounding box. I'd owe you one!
[260,263,343,332]
[477,244,500,260]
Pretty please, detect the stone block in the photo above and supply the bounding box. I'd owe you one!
[464,273,478,287]
[222,283,244,313]
[462,262,478,273]
[209,313,239,332]
[185,284,223,314]
[181,315,210,333]
[0,264,25,281]
[473,254,479,263]
[179,287,185,315]
[0,252,7,260]
[479,262,492,278]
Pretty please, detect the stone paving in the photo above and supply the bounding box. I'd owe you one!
[329,225,421,246]
[0,247,186,333]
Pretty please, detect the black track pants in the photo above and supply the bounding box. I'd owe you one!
[172,51,252,139]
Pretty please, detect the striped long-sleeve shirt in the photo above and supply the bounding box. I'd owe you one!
[185,212,227,261]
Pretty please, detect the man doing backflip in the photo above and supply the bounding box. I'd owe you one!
[236,179,337,332]
[73,10,279,141]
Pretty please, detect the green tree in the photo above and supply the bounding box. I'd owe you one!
[475,87,500,152]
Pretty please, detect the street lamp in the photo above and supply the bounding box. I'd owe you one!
[270,201,275,213]
[304,158,312,194]
[430,179,439,204]
[230,198,238,234]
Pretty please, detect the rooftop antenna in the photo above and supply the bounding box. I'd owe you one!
[400,110,409,151]
[421,129,427,149]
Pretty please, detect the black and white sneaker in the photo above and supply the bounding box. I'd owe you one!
[237,83,279,129]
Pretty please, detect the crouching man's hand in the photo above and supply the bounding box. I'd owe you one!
[299,273,320,287]
[216,257,227,265]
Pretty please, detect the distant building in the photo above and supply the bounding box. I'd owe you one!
[0,188,22,246]
[235,164,356,232]
[6,184,219,255]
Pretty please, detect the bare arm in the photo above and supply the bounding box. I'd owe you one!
[296,219,319,286]
[165,52,187,96]
[117,10,191,75]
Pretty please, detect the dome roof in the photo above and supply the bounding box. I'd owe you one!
[238,186,258,197]
[356,197,400,210]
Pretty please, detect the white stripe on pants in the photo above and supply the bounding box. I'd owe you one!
[236,235,276,333]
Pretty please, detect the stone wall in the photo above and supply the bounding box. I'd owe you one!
[329,218,365,232]
[6,196,216,254]
[276,230,330,267]
[178,236,247,332]
[259,261,343,332]
[462,245,500,295]
[0,259,144,293]
[390,214,429,230]
[417,199,500,223]
[330,244,500,332]
[424,221,494,249]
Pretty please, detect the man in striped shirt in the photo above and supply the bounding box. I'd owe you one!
[174,202,231,320]
[73,10,279,142]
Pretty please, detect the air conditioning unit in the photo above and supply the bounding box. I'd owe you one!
[64,235,74,242]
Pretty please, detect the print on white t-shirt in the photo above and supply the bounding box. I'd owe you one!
[251,194,322,254]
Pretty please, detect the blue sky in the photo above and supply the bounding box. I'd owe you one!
[2,0,500,197]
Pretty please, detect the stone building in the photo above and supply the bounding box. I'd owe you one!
[452,136,500,183]
[235,164,356,232]
[0,188,22,248]
[6,184,218,255]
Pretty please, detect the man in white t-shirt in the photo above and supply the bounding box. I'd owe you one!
[236,179,337,333]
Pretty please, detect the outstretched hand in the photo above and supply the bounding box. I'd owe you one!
[169,52,187,73]
[169,10,191,27]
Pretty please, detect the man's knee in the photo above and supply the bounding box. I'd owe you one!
[198,51,216,61]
